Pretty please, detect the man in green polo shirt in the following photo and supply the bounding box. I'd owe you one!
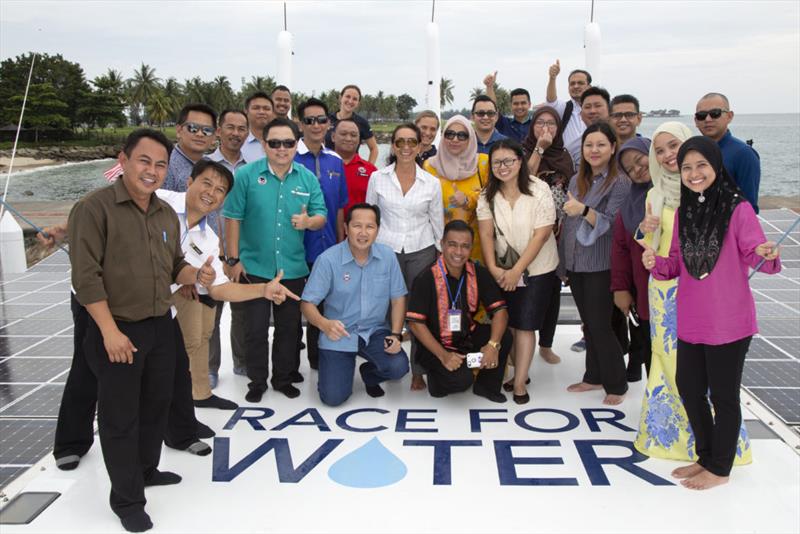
[223,117,327,401]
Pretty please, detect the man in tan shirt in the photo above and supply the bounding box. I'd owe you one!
[69,129,217,533]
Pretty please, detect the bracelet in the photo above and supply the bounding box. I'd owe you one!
[581,205,590,217]
[390,332,403,341]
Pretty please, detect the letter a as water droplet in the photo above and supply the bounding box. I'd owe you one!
[327,437,407,488]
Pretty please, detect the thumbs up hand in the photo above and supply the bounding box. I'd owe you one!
[641,245,657,271]
[549,59,561,79]
[291,205,310,230]
[197,255,217,288]
[483,70,498,88]
[563,191,585,217]
[639,202,660,234]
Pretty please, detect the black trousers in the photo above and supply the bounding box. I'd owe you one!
[243,274,305,391]
[628,318,652,376]
[417,326,512,396]
[54,296,201,460]
[84,313,175,519]
[676,336,751,477]
[568,270,627,395]
[538,279,561,348]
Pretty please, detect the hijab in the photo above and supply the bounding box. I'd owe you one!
[676,136,745,280]
[647,121,693,248]
[427,115,479,181]
[520,106,574,188]
[616,137,652,234]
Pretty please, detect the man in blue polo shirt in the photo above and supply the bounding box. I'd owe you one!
[472,95,507,154]
[482,71,532,143]
[301,203,409,406]
[223,117,327,401]
[695,92,760,212]
[294,97,349,370]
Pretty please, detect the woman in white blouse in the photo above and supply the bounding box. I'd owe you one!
[366,123,445,391]
[477,139,560,404]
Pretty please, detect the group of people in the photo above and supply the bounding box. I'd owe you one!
[41,62,781,532]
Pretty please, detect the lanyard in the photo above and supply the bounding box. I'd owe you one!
[437,259,465,310]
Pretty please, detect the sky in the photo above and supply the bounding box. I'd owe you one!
[1,0,799,115]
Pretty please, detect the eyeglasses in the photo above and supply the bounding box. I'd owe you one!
[393,138,419,148]
[534,119,557,128]
[443,130,469,141]
[302,115,330,125]
[266,139,297,149]
[694,108,729,121]
[491,157,519,169]
[609,111,640,120]
[183,122,215,137]
[473,110,497,118]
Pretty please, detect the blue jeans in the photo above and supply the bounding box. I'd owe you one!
[318,329,409,406]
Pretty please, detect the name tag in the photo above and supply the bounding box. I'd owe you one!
[448,310,462,332]
[189,242,203,256]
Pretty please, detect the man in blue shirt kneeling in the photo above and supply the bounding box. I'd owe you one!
[301,203,409,406]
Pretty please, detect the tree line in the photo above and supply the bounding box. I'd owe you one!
[0,52,516,138]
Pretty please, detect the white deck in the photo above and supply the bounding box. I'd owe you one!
[1,321,798,534]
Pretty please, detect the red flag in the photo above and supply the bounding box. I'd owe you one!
[103,162,123,182]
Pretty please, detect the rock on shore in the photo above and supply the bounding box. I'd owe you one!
[0,145,120,170]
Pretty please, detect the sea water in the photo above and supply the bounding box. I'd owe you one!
[1,114,798,202]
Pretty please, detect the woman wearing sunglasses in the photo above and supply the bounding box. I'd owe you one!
[477,140,559,404]
[366,123,444,392]
[633,123,752,471]
[424,115,489,263]
[558,122,630,405]
[324,84,379,165]
[642,136,779,490]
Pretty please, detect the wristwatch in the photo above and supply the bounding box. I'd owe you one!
[390,332,403,342]
[581,205,590,217]
[487,340,501,351]
[534,146,545,156]
[225,257,240,266]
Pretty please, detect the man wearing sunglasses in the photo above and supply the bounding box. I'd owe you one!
[472,95,507,154]
[695,92,760,212]
[609,94,643,145]
[164,104,218,193]
[295,97,349,372]
[223,117,327,402]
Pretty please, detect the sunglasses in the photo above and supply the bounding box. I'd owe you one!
[302,115,330,125]
[183,122,215,137]
[473,110,497,118]
[443,130,469,141]
[694,108,729,121]
[609,111,639,120]
[393,138,419,148]
[266,139,297,149]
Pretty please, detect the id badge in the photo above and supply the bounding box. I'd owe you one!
[447,310,461,332]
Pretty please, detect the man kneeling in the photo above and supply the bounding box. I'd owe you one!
[301,203,409,406]
[407,220,511,403]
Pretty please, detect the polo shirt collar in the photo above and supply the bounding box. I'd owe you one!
[173,144,198,164]
[173,194,207,231]
[717,129,733,146]
[212,147,246,167]
[297,138,340,158]
[113,175,163,213]
[267,161,295,179]
[341,241,380,265]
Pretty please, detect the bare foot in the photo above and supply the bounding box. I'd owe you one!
[410,374,427,391]
[567,382,603,393]
[672,463,705,479]
[681,470,729,490]
[539,347,561,364]
[603,393,626,405]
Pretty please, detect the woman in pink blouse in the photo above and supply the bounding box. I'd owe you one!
[643,136,781,491]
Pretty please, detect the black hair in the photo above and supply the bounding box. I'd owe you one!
[577,121,617,199]
[189,159,234,193]
[443,219,474,240]
[610,94,640,113]
[334,117,361,143]
[471,94,497,113]
[177,103,217,128]
[386,123,421,165]
[261,117,301,141]
[122,128,173,158]
[345,202,381,226]
[219,108,248,126]
[245,92,273,110]
[580,86,610,107]
[484,139,533,205]
[510,88,531,101]
[271,85,291,95]
[568,69,592,85]
[298,97,329,119]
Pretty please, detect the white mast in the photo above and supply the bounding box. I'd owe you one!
[276,2,293,91]
[425,1,441,120]
[584,0,601,81]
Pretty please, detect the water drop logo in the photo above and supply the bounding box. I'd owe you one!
[327,437,407,488]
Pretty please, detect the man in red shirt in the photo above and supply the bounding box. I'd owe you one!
[333,118,377,218]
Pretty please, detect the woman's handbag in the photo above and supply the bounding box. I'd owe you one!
[489,201,521,269]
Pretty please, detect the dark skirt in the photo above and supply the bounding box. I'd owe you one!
[505,270,559,331]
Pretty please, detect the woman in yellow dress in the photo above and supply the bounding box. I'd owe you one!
[634,121,751,465]
[424,115,489,263]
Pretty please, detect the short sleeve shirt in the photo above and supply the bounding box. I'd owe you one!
[324,112,375,150]
[343,154,377,216]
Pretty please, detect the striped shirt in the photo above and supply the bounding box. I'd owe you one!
[559,170,630,273]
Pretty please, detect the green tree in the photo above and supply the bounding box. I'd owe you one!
[78,90,126,130]
[396,93,417,120]
[239,75,276,104]
[129,63,161,124]
[8,83,69,141]
[210,76,236,111]
[440,77,454,108]
[184,77,213,107]
[317,89,341,114]
[469,86,484,101]
[162,77,184,119]
[146,89,173,127]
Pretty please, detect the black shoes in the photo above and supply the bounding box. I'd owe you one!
[245,385,267,403]
[513,392,530,405]
[144,469,182,487]
[503,377,530,392]
[277,384,301,399]
[194,394,239,410]
[473,387,507,403]
[121,510,153,532]
[196,421,215,439]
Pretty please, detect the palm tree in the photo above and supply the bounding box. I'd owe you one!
[469,86,485,101]
[146,89,172,128]
[162,77,183,120]
[129,63,161,124]
[440,77,454,108]
[211,75,236,111]
[184,77,212,106]
[240,75,276,99]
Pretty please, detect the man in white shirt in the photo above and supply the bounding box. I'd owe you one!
[545,60,592,150]
[240,92,274,163]
[158,160,299,409]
